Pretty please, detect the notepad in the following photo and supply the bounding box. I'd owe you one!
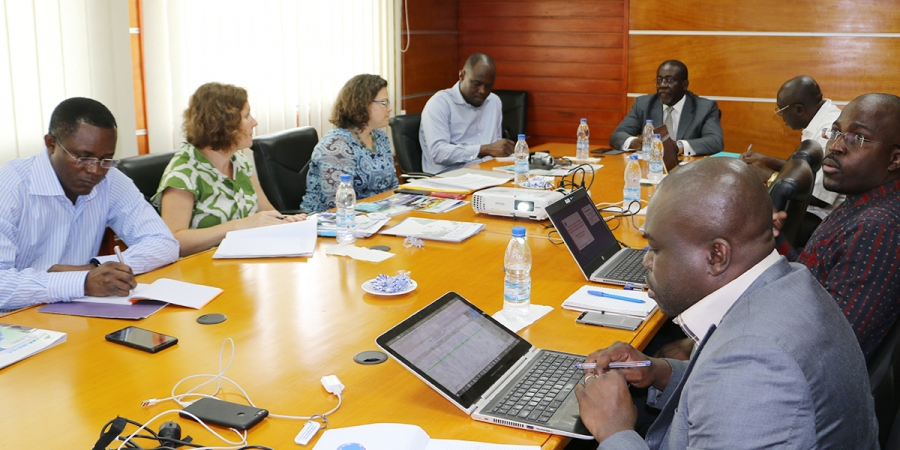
[74,278,222,309]
[380,217,485,242]
[561,285,657,318]
[312,423,539,450]
[214,219,317,258]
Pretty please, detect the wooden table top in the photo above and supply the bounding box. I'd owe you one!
[0,142,665,449]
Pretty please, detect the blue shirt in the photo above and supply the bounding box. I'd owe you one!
[419,81,503,174]
[300,127,399,213]
[0,151,179,310]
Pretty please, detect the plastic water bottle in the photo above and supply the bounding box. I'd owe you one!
[514,134,529,187]
[576,119,590,160]
[335,173,356,244]
[641,120,653,160]
[623,154,641,205]
[504,226,532,320]
[648,134,666,183]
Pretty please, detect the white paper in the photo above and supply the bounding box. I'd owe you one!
[381,218,485,242]
[409,174,509,191]
[312,423,538,450]
[326,244,395,262]
[74,279,223,309]
[214,219,317,258]
[0,324,66,370]
[491,304,553,333]
[561,285,656,317]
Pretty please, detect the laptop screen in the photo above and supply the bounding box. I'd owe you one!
[376,292,533,409]
[545,188,622,276]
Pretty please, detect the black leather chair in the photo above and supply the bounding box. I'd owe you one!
[493,89,528,139]
[789,138,825,174]
[870,318,900,447]
[388,113,432,178]
[768,140,823,248]
[117,151,177,204]
[251,126,318,213]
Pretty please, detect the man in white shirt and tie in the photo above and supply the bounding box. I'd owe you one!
[610,60,724,156]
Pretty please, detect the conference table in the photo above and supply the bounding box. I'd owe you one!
[0,143,667,449]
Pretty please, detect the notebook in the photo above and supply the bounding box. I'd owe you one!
[545,188,648,288]
[376,292,592,439]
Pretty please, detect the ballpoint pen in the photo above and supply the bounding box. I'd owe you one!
[587,290,646,304]
[574,361,651,370]
[115,245,133,295]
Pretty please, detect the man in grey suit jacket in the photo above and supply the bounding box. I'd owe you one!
[609,61,723,156]
[574,158,877,449]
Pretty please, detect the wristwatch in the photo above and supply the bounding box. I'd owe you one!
[765,172,779,188]
[89,258,101,268]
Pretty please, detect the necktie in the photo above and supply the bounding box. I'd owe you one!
[665,106,675,140]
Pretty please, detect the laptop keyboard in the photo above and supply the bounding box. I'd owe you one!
[606,250,648,283]
[489,353,583,423]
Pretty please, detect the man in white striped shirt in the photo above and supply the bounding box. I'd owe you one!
[0,97,179,312]
[419,52,514,174]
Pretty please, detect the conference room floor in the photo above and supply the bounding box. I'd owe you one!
[0,143,666,449]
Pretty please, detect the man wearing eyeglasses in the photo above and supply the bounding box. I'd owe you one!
[775,93,900,361]
[0,97,178,312]
[610,60,723,156]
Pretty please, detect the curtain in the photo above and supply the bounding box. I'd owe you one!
[0,0,137,163]
[143,0,397,154]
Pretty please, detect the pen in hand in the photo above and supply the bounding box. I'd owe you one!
[574,361,651,370]
[114,245,133,295]
[587,290,646,304]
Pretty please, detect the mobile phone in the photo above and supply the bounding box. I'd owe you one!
[105,326,178,353]
[576,312,643,331]
[180,397,269,430]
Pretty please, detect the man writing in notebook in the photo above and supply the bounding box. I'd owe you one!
[0,97,179,312]
[419,52,514,174]
[574,158,876,448]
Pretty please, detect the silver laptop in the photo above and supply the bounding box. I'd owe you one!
[545,188,648,288]
[376,292,593,439]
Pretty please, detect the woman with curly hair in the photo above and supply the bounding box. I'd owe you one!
[154,82,303,256]
[300,74,399,213]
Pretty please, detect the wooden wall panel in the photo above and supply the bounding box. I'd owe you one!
[400,0,459,114]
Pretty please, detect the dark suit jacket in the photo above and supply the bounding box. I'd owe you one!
[609,91,724,155]
[599,258,878,449]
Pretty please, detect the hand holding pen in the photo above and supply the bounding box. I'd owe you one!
[579,342,673,391]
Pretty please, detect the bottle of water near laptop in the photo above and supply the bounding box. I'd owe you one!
[623,154,641,206]
[335,173,357,244]
[576,118,590,160]
[641,120,653,160]
[514,134,529,187]
[648,134,666,183]
[504,226,532,320]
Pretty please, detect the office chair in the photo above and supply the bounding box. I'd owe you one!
[388,113,432,178]
[251,126,318,214]
[493,90,528,139]
[870,318,900,447]
[768,140,822,248]
[116,151,177,204]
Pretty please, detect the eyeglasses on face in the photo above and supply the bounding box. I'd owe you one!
[774,103,799,116]
[54,136,118,169]
[655,76,680,86]
[372,99,391,108]
[821,127,900,150]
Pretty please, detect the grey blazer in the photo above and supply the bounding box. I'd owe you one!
[609,91,724,155]
[600,258,878,449]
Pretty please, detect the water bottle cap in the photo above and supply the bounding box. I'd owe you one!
[517,134,526,140]
[646,120,653,124]
[653,134,661,138]
[580,118,587,123]
[511,226,526,237]
[629,154,639,161]
[339,174,351,182]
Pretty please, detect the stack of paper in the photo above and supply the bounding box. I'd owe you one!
[315,213,390,238]
[561,285,657,318]
[312,423,539,450]
[380,217,485,243]
[214,219,317,258]
[0,323,66,369]
[405,173,510,192]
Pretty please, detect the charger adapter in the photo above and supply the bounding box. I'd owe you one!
[320,375,344,395]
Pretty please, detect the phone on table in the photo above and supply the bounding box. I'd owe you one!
[180,397,269,430]
[105,326,178,353]
[576,311,643,331]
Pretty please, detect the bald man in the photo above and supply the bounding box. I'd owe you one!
[419,52,514,174]
[575,158,876,449]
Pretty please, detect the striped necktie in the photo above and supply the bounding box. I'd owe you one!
[665,105,675,140]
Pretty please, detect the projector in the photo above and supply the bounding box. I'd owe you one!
[472,187,565,220]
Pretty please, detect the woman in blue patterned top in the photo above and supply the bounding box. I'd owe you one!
[300,74,399,213]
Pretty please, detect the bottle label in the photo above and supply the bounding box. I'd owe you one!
[504,279,531,302]
[514,159,529,174]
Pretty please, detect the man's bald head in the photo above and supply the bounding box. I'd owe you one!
[458,53,497,107]
[463,53,495,73]
[776,76,825,130]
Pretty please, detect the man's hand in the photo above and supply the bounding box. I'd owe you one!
[84,262,136,297]
[478,139,514,158]
[629,136,643,150]
[773,210,788,237]
[583,341,672,391]
[740,149,766,165]
[575,369,637,442]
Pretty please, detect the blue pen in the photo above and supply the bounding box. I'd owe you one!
[587,290,645,304]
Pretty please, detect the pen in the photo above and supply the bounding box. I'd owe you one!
[574,361,651,370]
[587,290,646,304]
[114,245,125,265]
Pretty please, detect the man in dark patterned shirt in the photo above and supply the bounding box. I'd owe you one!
[776,93,900,361]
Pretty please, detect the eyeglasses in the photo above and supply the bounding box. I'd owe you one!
[821,127,900,150]
[774,103,798,116]
[373,99,391,108]
[54,136,118,169]
[655,76,680,86]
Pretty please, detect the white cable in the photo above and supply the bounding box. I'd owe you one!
[115,409,247,450]
[400,0,410,53]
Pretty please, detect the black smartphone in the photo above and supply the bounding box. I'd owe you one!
[576,311,643,331]
[180,397,269,430]
[105,326,178,353]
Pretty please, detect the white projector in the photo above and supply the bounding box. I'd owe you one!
[472,187,565,220]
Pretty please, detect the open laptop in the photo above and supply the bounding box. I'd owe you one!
[376,292,592,439]
[545,188,648,288]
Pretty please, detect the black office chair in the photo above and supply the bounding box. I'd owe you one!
[493,89,528,139]
[768,140,822,248]
[870,318,900,447]
[251,126,318,214]
[117,151,177,204]
[789,138,825,174]
[388,113,432,178]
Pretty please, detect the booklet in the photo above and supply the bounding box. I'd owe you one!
[312,423,539,450]
[561,285,657,318]
[356,193,417,216]
[214,219,317,258]
[405,173,510,192]
[0,323,66,370]
[69,278,223,309]
[315,213,390,238]
[380,217,485,243]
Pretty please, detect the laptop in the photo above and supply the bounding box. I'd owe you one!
[376,292,593,439]
[545,188,649,288]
